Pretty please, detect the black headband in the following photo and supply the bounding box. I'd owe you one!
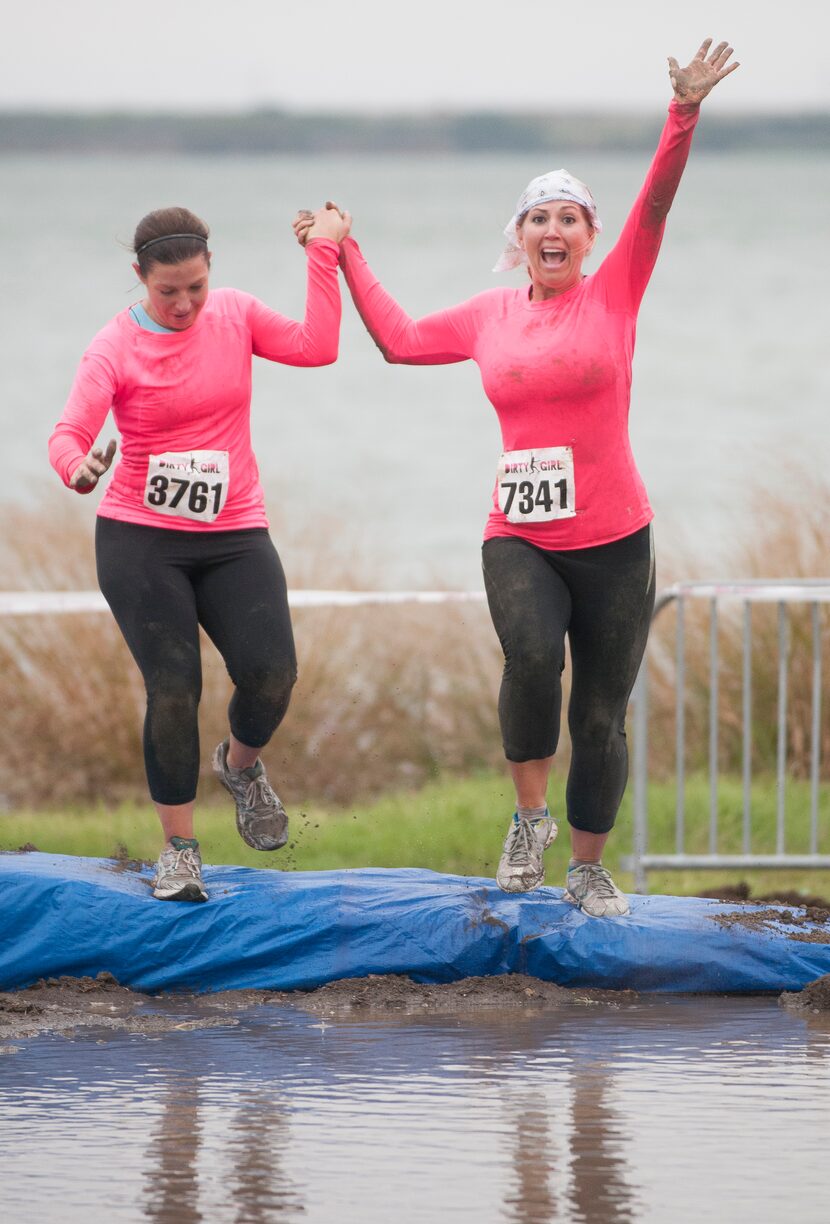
[136,233,208,255]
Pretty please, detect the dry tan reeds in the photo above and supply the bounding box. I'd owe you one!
[2,476,827,810]
[0,498,505,808]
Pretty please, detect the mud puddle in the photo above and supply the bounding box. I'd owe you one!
[3,988,830,1223]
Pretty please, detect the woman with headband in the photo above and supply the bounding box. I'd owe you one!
[296,40,738,917]
[50,202,350,902]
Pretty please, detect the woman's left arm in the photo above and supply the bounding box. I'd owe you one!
[598,39,739,306]
[247,206,350,366]
[645,39,739,223]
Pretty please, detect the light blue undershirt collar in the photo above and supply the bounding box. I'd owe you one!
[129,301,175,334]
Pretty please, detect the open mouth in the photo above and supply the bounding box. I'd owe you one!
[540,248,566,267]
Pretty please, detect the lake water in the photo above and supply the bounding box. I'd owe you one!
[1,148,828,587]
[2,994,830,1223]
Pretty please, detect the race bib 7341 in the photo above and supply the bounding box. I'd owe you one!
[496,447,576,523]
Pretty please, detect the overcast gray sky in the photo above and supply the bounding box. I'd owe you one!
[3,0,827,113]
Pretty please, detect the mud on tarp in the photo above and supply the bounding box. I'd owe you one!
[1,852,829,994]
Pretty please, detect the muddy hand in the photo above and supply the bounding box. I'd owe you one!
[668,38,739,105]
[70,438,117,491]
[292,208,315,247]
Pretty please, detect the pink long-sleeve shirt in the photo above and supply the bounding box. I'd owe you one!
[49,238,341,531]
[340,102,700,551]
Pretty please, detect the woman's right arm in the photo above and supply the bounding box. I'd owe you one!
[48,351,118,492]
[337,237,475,365]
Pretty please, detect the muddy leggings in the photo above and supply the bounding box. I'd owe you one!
[96,518,297,806]
[481,525,655,834]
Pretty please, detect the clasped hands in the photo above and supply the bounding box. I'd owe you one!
[292,201,352,247]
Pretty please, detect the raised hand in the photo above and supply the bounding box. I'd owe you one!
[668,39,739,105]
[292,201,352,247]
[70,438,117,491]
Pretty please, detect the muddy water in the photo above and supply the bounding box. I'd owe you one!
[2,989,830,1223]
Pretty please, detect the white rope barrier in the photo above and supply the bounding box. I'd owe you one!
[3,583,827,616]
[662,581,830,603]
[0,589,488,616]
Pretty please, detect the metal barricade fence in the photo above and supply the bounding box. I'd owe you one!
[623,581,830,894]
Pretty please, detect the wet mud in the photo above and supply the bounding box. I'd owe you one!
[4,966,830,1046]
[277,972,638,1016]
[106,843,155,874]
[708,903,830,943]
[0,971,636,1043]
[0,973,249,1042]
[780,973,830,1014]
[699,880,830,944]
[698,881,830,909]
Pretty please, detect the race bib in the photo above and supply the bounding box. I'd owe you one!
[144,450,230,523]
[497,447,576,524]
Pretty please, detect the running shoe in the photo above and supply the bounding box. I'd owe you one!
[152,837,208,903]
[212,739,288,851]
[564,862,630,917]
[496,811,558,893]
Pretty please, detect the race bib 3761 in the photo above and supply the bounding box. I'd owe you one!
[143,450,230,523]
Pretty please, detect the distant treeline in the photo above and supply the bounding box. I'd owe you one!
[1,109,829,155]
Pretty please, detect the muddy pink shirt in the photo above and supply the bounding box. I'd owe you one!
[340,103,700,550]
[49,238,341,531]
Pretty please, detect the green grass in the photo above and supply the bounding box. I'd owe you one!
[0,773,514,875]
[2,770,829,900]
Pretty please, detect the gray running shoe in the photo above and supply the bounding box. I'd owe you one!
[152,837,208,903]
[496,811,558,893]
[212,739,288,851]
[564,862,630,917]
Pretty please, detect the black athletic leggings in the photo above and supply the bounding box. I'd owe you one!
[481,526,655,835]
[96,519,297,806]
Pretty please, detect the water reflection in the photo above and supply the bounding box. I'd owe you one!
[500,1062,635,1223]
[568,1067,634,1224]
[227,1089,304,1220]
[142,1076,304,1222]
[143,1076,202,1223]
[502,1093,560,1223]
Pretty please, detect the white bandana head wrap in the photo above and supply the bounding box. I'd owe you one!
[493,169,602,272]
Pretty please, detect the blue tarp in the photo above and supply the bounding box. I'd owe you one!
[1,851,828,994]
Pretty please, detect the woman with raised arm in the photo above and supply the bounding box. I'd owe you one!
[50,202,350,903]
[297,40,738,917]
